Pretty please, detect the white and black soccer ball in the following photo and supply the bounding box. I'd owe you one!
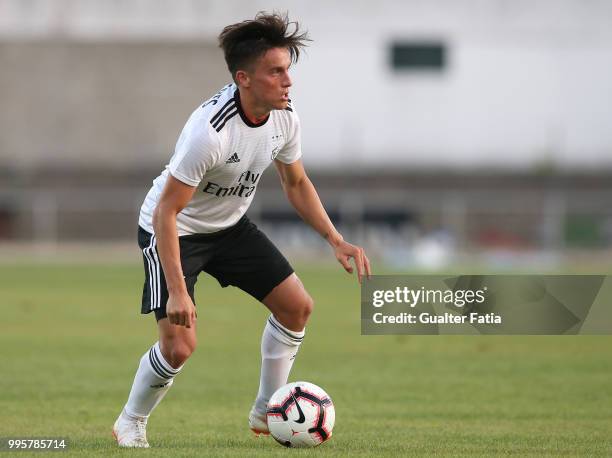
[266,381,335,448]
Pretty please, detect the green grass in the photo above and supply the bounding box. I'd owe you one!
[1,262,611,457]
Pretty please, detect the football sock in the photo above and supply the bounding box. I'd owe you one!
[254,314,305,415]
[123,341,183,419]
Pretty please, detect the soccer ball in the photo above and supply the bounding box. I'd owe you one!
[266,381,335,448]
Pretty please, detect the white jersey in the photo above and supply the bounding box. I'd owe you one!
[139,83,301,235]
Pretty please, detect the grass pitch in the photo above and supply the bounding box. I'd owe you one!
[1,261,611,457]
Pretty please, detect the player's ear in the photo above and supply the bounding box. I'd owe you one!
[235,70,250,88]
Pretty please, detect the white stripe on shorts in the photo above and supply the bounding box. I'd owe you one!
[150,235,161,310]
[143,234,158,310]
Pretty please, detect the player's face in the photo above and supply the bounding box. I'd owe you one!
[246,47,292,111]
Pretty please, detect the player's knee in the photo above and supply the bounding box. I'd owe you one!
[298,294,314,327]
[167,341,196,368]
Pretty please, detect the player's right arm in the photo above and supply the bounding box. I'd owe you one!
[153,176,197,328]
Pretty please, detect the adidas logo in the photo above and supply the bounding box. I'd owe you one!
[226,153,240,164]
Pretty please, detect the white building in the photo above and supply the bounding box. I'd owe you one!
[1,0,611,170]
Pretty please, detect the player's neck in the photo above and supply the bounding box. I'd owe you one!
[236,89,270,124]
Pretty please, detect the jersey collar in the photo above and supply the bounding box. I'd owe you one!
[233,88,270,128]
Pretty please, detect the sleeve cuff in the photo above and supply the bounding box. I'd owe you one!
[168,168,200,187]
[275,151,302,165]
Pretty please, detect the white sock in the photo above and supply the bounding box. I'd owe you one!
[123,341,183,419]
[254,315,304,415]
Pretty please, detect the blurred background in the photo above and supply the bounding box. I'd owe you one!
[1,0,612,270]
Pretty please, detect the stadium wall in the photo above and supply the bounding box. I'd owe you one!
[1,169,611,255]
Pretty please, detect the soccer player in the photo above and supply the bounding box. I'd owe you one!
[113,12,370,448]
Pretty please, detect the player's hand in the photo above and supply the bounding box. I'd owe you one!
[166,292,197,328]
[333,240,371,284]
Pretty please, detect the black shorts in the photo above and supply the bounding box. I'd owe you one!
[138,216,294,321]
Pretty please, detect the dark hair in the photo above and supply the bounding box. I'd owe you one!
[218,12,310,81]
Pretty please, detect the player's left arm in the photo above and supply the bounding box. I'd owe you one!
[275,158,371,282]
